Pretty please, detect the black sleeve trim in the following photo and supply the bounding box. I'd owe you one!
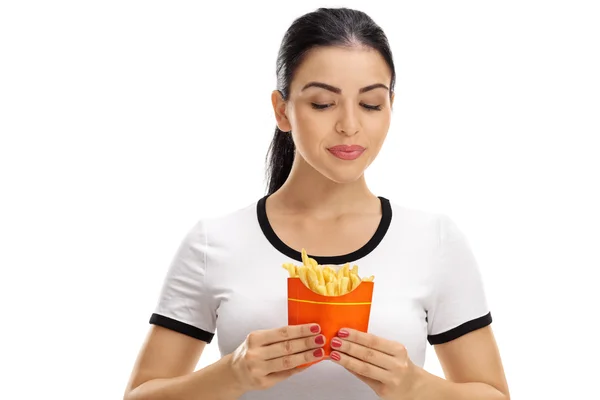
[149,313,215,343]
[427,312,492,345]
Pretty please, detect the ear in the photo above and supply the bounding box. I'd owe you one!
[271,90,292,132]
[390,91,395,109]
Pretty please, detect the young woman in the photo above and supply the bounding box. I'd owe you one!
[124,7,510,400]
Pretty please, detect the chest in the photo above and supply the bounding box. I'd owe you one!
[268,213,382,256]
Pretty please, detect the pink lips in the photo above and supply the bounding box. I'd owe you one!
[327,145,366,160]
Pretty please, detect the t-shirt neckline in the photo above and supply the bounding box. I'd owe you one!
[256,194,392,265]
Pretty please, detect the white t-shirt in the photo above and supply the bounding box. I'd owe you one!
[149,195,492,400]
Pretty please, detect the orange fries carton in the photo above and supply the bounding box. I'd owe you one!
[282,249,375,367]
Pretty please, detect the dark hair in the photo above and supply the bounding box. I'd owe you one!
[264,7,396,195]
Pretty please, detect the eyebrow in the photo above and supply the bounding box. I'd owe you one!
[301,81,389,94]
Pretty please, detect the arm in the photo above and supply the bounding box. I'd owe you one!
[124,323,326,400]
[123,326,245,400]
[416,214,509,398]
[413,326,510,400]
[125,219,241,399]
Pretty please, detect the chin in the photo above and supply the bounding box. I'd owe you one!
[319,166,366,184]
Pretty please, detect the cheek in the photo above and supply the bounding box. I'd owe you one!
[290,108,329,146]
[293,106,328,129]
[364,112,391,140]
[371,110,392,129]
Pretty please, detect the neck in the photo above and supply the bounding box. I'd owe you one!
[269,156,377,216]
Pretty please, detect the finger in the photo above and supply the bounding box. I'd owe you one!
[329,351,389,382]
[253,324,320,347]
[336,328,403,357]
[330,337,396,370]
[265,363,310,382]
[265,347,325,373]
[262,334,326,360]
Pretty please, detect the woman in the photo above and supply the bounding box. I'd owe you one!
[124,7,510,400]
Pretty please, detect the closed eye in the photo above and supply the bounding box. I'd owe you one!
[311,103,332,110]
[361,103,382,111]
[311,103,382,111]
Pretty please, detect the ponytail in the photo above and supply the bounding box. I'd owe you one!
[265,127,295,195]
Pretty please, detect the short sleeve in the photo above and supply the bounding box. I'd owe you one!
[149,220,217,343]
[426,214,492,345]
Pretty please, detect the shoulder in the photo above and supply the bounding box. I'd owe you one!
[185,198,262,250]
[201,200,258,228]
[385,197,449,240]
[383,198,471,256]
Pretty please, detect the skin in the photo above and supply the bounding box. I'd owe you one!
[123,45,510,400]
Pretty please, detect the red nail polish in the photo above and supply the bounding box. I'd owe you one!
[313,348,324,357]
[310,325,320,333]
[331,338,342,348]
[338,329,349,338]
[330,352,341,361]
[315,335,325,345]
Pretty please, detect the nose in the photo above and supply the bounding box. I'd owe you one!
[335,105,360,136]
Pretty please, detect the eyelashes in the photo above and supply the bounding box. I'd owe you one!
[361,103,382,111]
[311,103,382,111]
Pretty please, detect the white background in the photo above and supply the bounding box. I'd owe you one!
[1,1,598,399]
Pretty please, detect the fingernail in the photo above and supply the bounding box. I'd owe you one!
[338,329,349,338]
[310,325,320,333]
[313,348,324,357]
[315,335,325,345]
[330,338,342,348]
[330,351,341,361]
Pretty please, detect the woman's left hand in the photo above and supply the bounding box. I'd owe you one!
[328,328,421,400]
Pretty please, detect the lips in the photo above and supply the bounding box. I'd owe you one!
[327,145,366,161]
[328,145,365,152]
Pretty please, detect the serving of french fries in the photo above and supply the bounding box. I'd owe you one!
[282,248,374,296]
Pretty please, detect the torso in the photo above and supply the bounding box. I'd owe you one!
[151,194,492,399]
[202,195,438,399]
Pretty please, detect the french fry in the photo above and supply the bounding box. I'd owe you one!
[315,267,325,286]
[307,268,319,292]
[282,263,296,278]
[316,285,327,296]
[283,248,374,296]
[350,273,361,291]
[326,281,336,296]
[298,266,309,288]
[337,265,345,282]
[323,266,335,283]
[339,277,350,295]
[301,248,309,266]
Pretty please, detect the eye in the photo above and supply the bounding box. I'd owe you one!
[311,103,332,110]
[311,102,382,111]
[361,103,382,111]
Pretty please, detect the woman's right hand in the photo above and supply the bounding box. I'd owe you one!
[228,323,326,392]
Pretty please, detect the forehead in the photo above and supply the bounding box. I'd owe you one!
[290,46,392,95]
